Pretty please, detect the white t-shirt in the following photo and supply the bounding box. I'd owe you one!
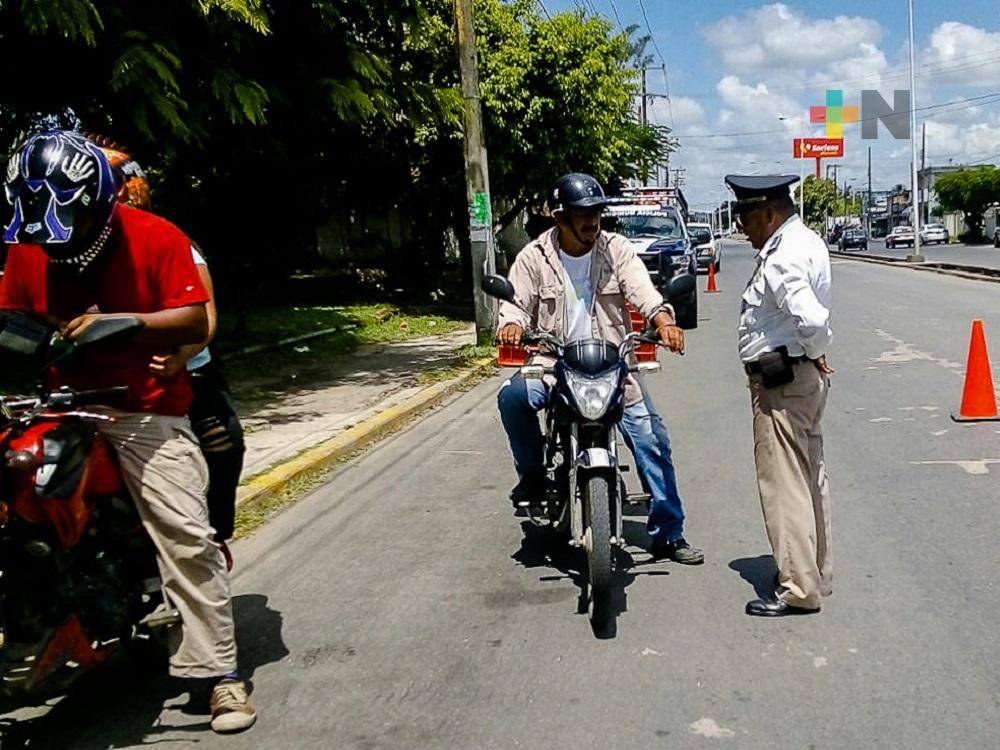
[186,245,213,371]
[559,249,593,342]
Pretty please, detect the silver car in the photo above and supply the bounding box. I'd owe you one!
[919,223,949,244]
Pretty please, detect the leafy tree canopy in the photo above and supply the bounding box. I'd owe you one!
[933,167,1000,238]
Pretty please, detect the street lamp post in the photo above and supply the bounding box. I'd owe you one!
[906,0,924,262]
[779,114,806,222]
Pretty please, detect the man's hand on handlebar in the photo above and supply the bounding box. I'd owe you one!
[499,323,524,346]
[61,313,107,343]
[652,311,685,354]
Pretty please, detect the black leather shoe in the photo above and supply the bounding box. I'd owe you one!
[745,598,819,617]
[510,472,545,508]
[649,537,704,565]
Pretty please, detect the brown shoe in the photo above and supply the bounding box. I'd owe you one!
[210,679,257,733]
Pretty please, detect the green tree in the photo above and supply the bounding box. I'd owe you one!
[474,1,674,228]
[796,176,836,228]
[933,166,1000,240]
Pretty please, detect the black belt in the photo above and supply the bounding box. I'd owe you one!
[744,355,810,375]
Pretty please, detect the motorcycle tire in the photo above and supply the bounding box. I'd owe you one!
[583,474,613,631]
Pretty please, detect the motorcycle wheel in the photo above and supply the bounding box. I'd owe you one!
[583,474,613,630]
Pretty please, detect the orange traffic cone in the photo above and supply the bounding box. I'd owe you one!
[706,260,721,293]
[952,320,1000,422]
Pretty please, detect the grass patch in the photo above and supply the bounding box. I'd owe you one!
[415,344,497,385]
[216,303,470,357]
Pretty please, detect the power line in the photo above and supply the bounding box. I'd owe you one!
[671,91,1000,140]
[669,49,1000,101]
[605,0,624,30]
[535,0,552,19]
[635,0,666,67]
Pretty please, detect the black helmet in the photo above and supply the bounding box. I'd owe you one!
[4,130,117,248]
[548,173,607,214]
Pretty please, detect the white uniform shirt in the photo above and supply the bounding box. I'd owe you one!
[738,214,832,363]
[559,248,594,342]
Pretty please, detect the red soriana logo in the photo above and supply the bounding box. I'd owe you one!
[793,138,844,158]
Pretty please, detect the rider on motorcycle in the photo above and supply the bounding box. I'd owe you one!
[88,135,246,562]
[0,130,256,733]
[496,173,704,564]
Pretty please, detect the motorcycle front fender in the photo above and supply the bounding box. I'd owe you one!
[575,447,617,470]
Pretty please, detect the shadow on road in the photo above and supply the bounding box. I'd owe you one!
[510,514,661,639]
[729,555,778,599]
[0,593,288,749]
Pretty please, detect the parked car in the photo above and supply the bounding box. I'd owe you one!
[885,225,915,249]
[687,222,723,272]
[838,228,868,251]
[919,223,949,244]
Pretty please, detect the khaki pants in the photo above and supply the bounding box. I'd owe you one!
[96,409,237,678]
[749,360,832,610]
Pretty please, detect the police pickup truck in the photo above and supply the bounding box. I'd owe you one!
[602,188,698,329]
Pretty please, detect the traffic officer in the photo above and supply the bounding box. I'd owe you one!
[726,174,833,617]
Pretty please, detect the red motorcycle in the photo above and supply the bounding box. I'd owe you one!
[0,313,176,702]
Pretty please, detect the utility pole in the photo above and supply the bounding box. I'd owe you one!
[640,67,648,186]
[829,164,842,224]
[906,0,923,261]
[867,146,873,236]
[455,0,497,344]
[920,121,927,224]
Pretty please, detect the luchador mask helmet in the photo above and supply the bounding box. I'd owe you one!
[4,130,118,265]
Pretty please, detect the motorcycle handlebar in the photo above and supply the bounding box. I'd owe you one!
[70,387,130,407]
[46,386,130,409]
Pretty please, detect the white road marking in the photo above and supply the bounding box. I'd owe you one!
[814,656,829,669]
[910,459,1000,475]
[871,328,965,375]
[689,718,736,739]
[640,647,661,657]
[931,430,949,436]
[870,417,893,423]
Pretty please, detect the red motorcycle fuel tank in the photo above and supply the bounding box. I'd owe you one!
[2,419,124,549]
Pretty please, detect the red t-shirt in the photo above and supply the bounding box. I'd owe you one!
[0,204,210,415]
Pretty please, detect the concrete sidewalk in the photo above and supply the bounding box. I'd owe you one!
[230,324,481,482]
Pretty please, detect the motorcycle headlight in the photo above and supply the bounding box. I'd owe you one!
[566,370,619,421]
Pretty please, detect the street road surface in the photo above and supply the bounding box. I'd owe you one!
[5,241,1000,749]
[840,238,1000,270]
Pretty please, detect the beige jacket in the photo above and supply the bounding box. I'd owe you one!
[497,227,673,406]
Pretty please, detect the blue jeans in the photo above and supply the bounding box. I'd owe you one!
[497,373,686,543]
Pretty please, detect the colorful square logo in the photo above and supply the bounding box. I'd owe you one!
[810,90,859,139]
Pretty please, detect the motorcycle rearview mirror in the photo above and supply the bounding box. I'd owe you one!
[72,315,145,349]
[0,312,58,357]
[46,315,146,370]
[480,274,516,303]
[663,274,696,303]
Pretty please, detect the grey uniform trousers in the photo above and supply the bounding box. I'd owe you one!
[748,359,832,610]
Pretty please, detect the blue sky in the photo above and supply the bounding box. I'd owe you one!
[543,1,1000,207]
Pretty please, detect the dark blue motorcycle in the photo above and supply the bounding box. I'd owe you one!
[483,273,694,631]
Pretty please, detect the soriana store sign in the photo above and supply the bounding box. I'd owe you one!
[793,138,844,158]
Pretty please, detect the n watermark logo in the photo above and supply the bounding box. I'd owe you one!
[810,89,911,140]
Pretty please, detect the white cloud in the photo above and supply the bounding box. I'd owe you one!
[703,4,882,77]
[924,22,1000,88]
[671,8,1000,202]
